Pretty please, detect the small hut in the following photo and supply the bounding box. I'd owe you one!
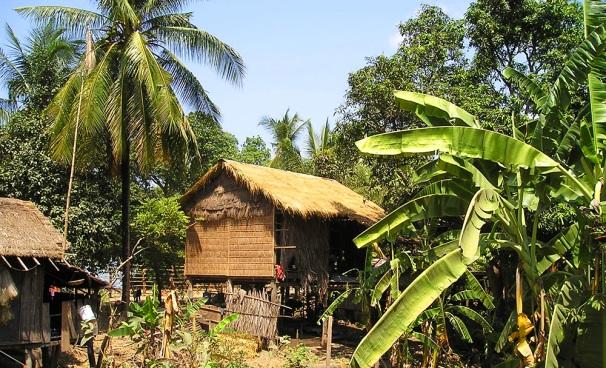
[181,160,384,336]
[0,198,107,367]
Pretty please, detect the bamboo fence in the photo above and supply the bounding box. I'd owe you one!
[226,288,280,339]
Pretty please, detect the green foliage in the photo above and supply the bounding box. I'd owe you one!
[131,195,189,287]
[466,0,583,82]
[259,109,308,172]
[132,195,188,246]
[237,135,271,166]
[349,3,606,360]
[0,22,78,115]
[109,287,162,344]
[109,290,244,367]
[284,345,316,368]
[0,111,120,269]
[330,1,584,212]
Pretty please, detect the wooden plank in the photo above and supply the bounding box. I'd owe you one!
[41,303,50,343]
[20,267,43,343]
[60,301,71,351]
[69,303,78,338]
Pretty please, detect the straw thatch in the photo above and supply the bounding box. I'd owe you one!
[0,198,64,259]
[185,173,273,222]
[181,160,385,225]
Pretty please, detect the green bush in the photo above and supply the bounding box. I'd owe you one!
[283,345,315,368]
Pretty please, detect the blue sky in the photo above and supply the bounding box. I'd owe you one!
[0,0,470,144]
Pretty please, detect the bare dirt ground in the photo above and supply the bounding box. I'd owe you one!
[57,322,359,368]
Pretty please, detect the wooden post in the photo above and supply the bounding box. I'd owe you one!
[142,268,147,296]
[226,278,233,294]
[321,318,327,347]
[25,348,42,368]
[325,316,333,367]
[60,301,72,351]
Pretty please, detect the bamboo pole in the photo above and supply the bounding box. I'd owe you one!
[62,30,96,251]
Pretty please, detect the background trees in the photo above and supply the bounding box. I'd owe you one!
[328,2,584,212]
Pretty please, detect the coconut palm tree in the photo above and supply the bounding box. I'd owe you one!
[17,0,245,303]
[0,22,78,121]
[259,109,308,170]
[306,118,333,157]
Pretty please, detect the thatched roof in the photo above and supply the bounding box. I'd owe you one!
[0,198,64,259]
[181,160,385,225]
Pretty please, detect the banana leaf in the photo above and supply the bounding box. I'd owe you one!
[502,68,548,111]
[350,249,467,368]
[355,127,560,169]
[354,193,470,248]
[393,91,478,128]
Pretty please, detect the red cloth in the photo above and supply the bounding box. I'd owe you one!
[274,264,286,281]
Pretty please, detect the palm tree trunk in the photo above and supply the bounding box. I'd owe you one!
[121,141,131,305]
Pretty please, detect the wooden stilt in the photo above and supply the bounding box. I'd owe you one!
[321,318,327,347]
[25,348,42,368]
[325,316,333,368]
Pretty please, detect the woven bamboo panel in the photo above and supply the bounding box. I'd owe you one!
[185,213,274,278]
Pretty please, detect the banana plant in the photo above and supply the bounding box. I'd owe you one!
[351,37,606,368]
[351,104,600,367]
[351,189,500,367]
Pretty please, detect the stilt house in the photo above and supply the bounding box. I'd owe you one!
[181,160,384,296]
[0,198,107,367]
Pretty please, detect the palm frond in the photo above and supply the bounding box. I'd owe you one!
[98,0,139,28]
[15,6,107,37]
[4,24,25,60]
[143,12,194,30]
[153,26,245,85]
[48,46,116,164]
[140,0,198,20]
[0,97,17,125]
[0,48,26,90]
[306,121,319,156]
[157,48,220,120]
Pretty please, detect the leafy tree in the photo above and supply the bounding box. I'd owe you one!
[334,5,499,210]
[0,22,78,120]
[259,109,308,171]
[334,3,584,211]
[237,135,271,166]
[148,112,239,195]
[466,0,583,85]
[466,0,584,125]
[131,195,188,299]
[17,1,245,302]
[0,111,120,269]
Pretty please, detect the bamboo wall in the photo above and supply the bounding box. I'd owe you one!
[184,172,275,279]
[185,214,274,279]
